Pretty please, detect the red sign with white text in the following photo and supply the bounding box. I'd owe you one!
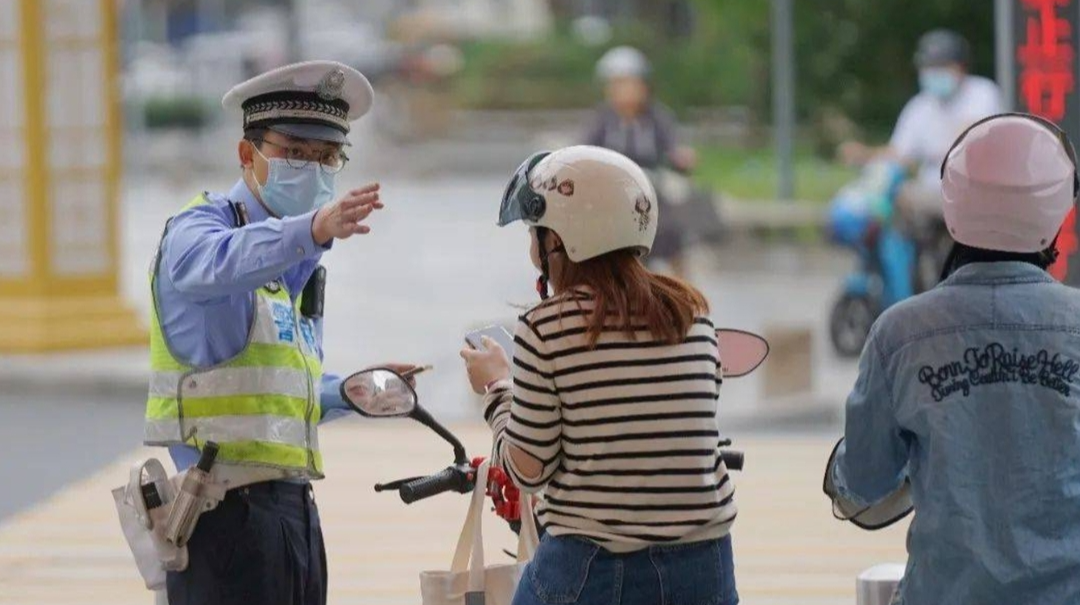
[1015,0,1080,282]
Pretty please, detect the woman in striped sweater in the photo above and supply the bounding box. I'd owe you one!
[461,146,738,605]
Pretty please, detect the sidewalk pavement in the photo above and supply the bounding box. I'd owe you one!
[0,422,906,605]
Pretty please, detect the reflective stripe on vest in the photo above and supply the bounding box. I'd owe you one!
[144,194,325,479]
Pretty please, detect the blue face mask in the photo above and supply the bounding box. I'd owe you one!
[919,68,960,100]
[253,149,336,217]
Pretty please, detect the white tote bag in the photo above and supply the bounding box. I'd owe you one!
[420,459,539,605]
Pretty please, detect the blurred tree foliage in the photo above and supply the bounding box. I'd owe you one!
[143,96,209,130]
[453,31,603,110]
[454,0,995,147]
[783,0,995,143]
[452,1,754,111]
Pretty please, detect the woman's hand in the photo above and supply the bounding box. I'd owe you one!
[460,337,511,394]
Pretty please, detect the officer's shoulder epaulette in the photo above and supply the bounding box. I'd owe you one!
[177,192,249,228]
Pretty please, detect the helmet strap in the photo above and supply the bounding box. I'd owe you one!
[534,227,566,300]
[536,227,551,300]
[1041,233,1062,268]
[939,243,960,283]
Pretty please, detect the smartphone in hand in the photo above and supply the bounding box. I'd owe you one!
[465,325,515,356]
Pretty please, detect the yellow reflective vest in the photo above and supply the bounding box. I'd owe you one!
[144,194,324,479]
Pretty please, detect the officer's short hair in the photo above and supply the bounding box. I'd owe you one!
[243,128,268,147]
[243,127,344,153]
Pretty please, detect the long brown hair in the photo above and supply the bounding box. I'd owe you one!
[551,250,709,347]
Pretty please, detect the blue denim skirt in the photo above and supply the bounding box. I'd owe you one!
[512,533,738,605]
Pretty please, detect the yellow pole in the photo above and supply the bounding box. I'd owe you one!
[0,0,143,352]
[24,0,47,285]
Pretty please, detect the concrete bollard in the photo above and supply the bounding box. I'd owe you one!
[856,563,905,605]
[760,325,813,401]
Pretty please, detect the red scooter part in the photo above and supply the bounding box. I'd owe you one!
[471,457,523,526]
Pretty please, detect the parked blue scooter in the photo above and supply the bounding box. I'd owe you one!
[826,160,915,357]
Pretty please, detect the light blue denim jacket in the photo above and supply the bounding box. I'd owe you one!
[832,261,1080,604]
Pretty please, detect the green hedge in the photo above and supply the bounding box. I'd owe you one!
[143,97,209,130]
[453,33,603,110]
[695,143,857,204]
[452,0,996,144]
[452,20,749,112]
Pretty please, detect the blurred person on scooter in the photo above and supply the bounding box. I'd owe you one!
[584,46,698,279]
[460,145,739,605]
[841,30,1004,281]
[825,113,1080,604]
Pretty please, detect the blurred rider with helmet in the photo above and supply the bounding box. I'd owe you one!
[584,46,698,278]
[841,30,1004,255]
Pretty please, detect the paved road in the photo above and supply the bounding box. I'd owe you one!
[0,387,145,520]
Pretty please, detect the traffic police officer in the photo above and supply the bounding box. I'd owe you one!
[145,60,415,605]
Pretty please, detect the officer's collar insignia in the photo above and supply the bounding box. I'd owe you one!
[317,69,346,101]
[265,281,282,294]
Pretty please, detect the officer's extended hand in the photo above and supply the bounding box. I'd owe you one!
[312,183,383,245]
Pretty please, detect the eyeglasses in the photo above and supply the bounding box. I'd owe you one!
[254,139,350,174]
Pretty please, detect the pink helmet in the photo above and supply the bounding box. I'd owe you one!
[941,113,1078,253]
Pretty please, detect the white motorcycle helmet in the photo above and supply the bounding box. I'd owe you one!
[941,112,1078,254]
[595,45,650,81]
[498,145,658,296]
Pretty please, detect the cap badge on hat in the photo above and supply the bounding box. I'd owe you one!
[317,69,346,101]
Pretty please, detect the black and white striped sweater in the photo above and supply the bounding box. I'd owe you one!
[483,291,735,552]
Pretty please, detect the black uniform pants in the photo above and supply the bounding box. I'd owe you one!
[166,481,327,605]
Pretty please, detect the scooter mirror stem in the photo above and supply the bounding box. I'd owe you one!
[409,404,469,465]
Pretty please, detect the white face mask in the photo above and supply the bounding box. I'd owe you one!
[252,147,336,217]
[919,68,961,100]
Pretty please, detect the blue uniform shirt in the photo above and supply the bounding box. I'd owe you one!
[832,262,1080,604]
[154,179,350,472]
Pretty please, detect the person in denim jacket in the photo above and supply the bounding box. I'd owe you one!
[826,113,1080,604]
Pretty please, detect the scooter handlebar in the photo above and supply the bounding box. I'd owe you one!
[390,451,740,505]
[721,451,744,471]
[399,466,471,504]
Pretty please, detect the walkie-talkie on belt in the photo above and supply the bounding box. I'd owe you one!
[164,442,219,548]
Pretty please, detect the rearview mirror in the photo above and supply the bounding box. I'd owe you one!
[340,369,418,418]
[716,329,770,378]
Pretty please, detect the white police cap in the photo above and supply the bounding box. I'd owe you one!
[222,60,374,145]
